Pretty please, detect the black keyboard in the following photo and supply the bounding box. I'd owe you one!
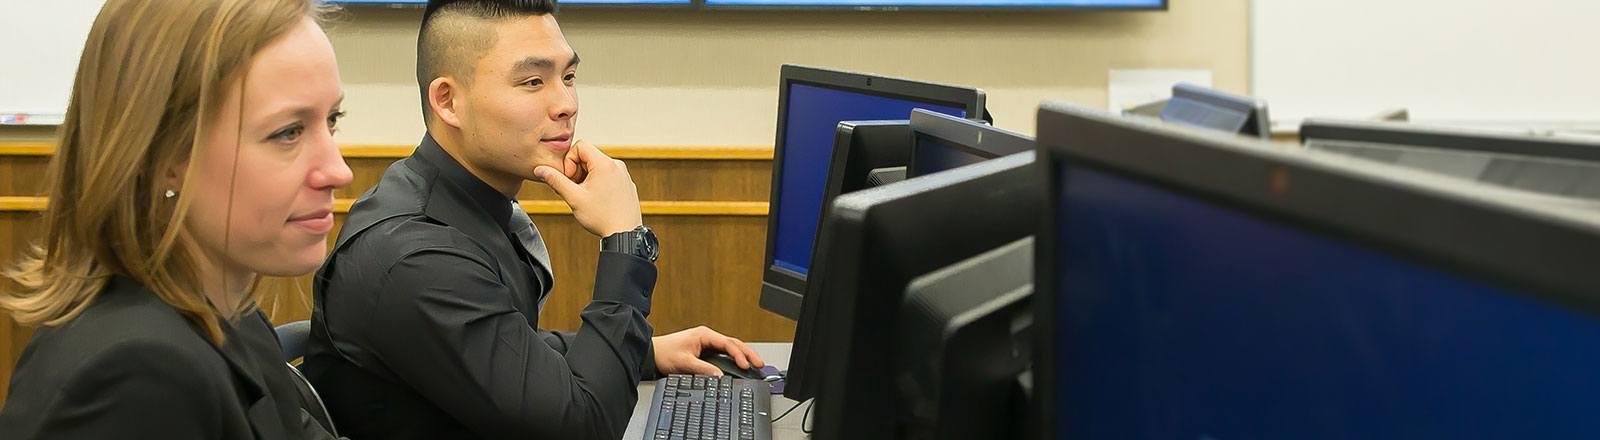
[642,374,772,440]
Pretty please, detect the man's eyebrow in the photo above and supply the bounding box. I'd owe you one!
[510,53,581,76]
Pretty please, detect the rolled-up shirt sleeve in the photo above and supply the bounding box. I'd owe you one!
[365,247,655,439]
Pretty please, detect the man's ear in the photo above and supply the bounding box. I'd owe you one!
[429,77,466,129]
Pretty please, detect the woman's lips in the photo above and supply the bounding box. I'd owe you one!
[288,210,334,234]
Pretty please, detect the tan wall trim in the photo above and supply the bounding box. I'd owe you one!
[633,201,769,216]
[512,200,769,216]
[601,146,773,161]
[2,143,774,161]
[8,197,766,216]
[0,196,47,211]
[347,145,774,160]
[337,145,414,158]
[0,143,53,156]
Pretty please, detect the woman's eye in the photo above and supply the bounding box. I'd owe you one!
[328,111,345,133]
[271,125,304,143]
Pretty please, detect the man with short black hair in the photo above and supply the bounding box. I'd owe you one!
[301,1,764,438]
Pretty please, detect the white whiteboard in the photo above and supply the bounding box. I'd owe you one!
[0,0,106,125]
[1252,0,1600,132]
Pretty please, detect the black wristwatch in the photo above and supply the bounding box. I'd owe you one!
[602,225,659,263]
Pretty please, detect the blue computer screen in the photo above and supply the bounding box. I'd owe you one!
[334,0,690,4]
[707,0,1161,7]
[911,134,988,177]
[1053,163,1600,438]
[771,83,965,276]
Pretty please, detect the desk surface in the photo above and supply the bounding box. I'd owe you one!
[625,342,810,440]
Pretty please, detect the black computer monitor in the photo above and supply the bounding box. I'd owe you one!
[907,109,1036,178]
[897,238,1034,440]
[1301,119,1600,200]
[797,151,1041,438]
[820,120,911,219]
[1034,103,1600,439]
[1300,119,1600,161]
[1160,82,1271,138]
[781,121,913,404]
[760,65,987,320]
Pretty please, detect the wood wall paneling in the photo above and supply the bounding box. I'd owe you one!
[0,156,48,197]
[0,211,44,408]
[338,156,772,202]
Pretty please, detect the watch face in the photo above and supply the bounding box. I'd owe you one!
[642,228,659,260]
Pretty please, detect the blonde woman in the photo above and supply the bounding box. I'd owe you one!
[0,0,350,438]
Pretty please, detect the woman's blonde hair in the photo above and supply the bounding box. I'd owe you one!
[1,0,328,345]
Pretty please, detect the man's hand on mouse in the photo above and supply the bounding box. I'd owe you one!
[653,326,766,376]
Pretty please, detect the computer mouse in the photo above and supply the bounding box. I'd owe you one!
[701,353,766,380]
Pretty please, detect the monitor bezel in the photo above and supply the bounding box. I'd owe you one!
[897,237,1034,439]
[906,108,1035,178]
[1163,82,1271,139]
[808,151,1040,439]
[700,0,1168,12]
[331,0,698,9]
[760,64,986,320]
[1032,102,1600,439]
[1300,118,1600,163]
[817,120,913,237]
[778,119,908,401]
[335,0,1169,9]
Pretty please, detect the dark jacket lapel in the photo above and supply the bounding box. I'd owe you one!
[209,321,290,440]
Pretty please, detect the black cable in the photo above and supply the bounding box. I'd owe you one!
[771,398,810,422]
[800,399,815,434]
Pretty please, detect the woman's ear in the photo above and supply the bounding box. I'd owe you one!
[166,160,189,197]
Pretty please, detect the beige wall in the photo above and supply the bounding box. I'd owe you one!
[1,1,1249,145]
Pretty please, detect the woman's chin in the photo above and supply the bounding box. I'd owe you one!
[253,248,327,278]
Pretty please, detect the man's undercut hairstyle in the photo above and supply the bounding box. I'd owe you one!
[416,0,558,123]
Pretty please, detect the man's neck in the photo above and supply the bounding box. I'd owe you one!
[432,130,522,198]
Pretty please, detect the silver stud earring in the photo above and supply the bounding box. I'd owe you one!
[165,190,177,199]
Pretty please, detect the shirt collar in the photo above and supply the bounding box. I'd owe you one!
[414,133,515,231]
